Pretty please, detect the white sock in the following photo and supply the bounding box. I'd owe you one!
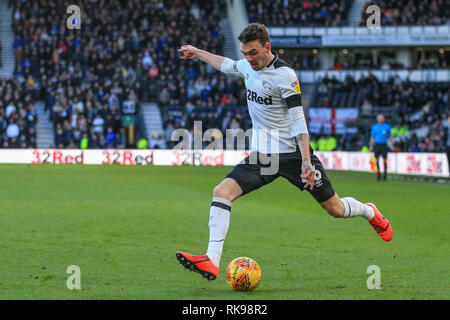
[206,197,231,267]
[341,197,375,220]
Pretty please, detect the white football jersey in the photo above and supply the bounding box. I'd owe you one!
[221,52,307,154]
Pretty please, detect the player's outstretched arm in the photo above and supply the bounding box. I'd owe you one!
[178,45,226,72]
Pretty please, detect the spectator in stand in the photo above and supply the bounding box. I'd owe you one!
[92,114,105,135]
[6,118,20,140]
[361,99,373,116]
[105,127,116,148]
[334,60,344,70]
[311,73,449,153]
[54,123,64,149]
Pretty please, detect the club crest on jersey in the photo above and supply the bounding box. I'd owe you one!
[247,89,273,105]
[291,80,301,94]
[262,80,272,90]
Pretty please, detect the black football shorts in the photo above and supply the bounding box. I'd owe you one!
[374,143,388,158]
[226,150,335,203]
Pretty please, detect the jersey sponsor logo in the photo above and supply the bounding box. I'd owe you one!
[291,80,301,94]
[247,89,273,105]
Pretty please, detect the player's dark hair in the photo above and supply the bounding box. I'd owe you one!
[238,23,270,46]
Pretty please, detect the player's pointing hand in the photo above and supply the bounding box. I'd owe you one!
[178,45,199,60]
[301,160,315,191]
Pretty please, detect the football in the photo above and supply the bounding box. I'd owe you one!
[225,257,262,291]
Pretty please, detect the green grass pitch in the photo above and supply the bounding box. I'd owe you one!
[0,164,448,300]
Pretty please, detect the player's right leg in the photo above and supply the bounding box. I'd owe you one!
[176,178,242,281]
[177,153,278,280]
[205,178,243,267]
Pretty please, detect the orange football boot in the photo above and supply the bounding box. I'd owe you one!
[176,252,219,281]
[366,203,393,241]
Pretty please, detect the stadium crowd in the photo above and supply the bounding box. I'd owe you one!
[360,0,449,26]
[244,0,448,28]
[0,78,38,148]
[312,74,450,153]
[246,0,352,27]
[7,0,232,149]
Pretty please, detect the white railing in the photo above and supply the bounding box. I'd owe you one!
[268,25,450,37]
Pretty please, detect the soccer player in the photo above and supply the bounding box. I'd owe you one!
[176,23,393,281]
[370,114,393,181]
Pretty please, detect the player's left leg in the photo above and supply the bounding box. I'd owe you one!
[307,154,392,241]
[320,194,392,241]
[279,152,392,241]
[320,193,372,219]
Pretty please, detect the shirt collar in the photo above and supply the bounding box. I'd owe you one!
[264,51,278,70]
